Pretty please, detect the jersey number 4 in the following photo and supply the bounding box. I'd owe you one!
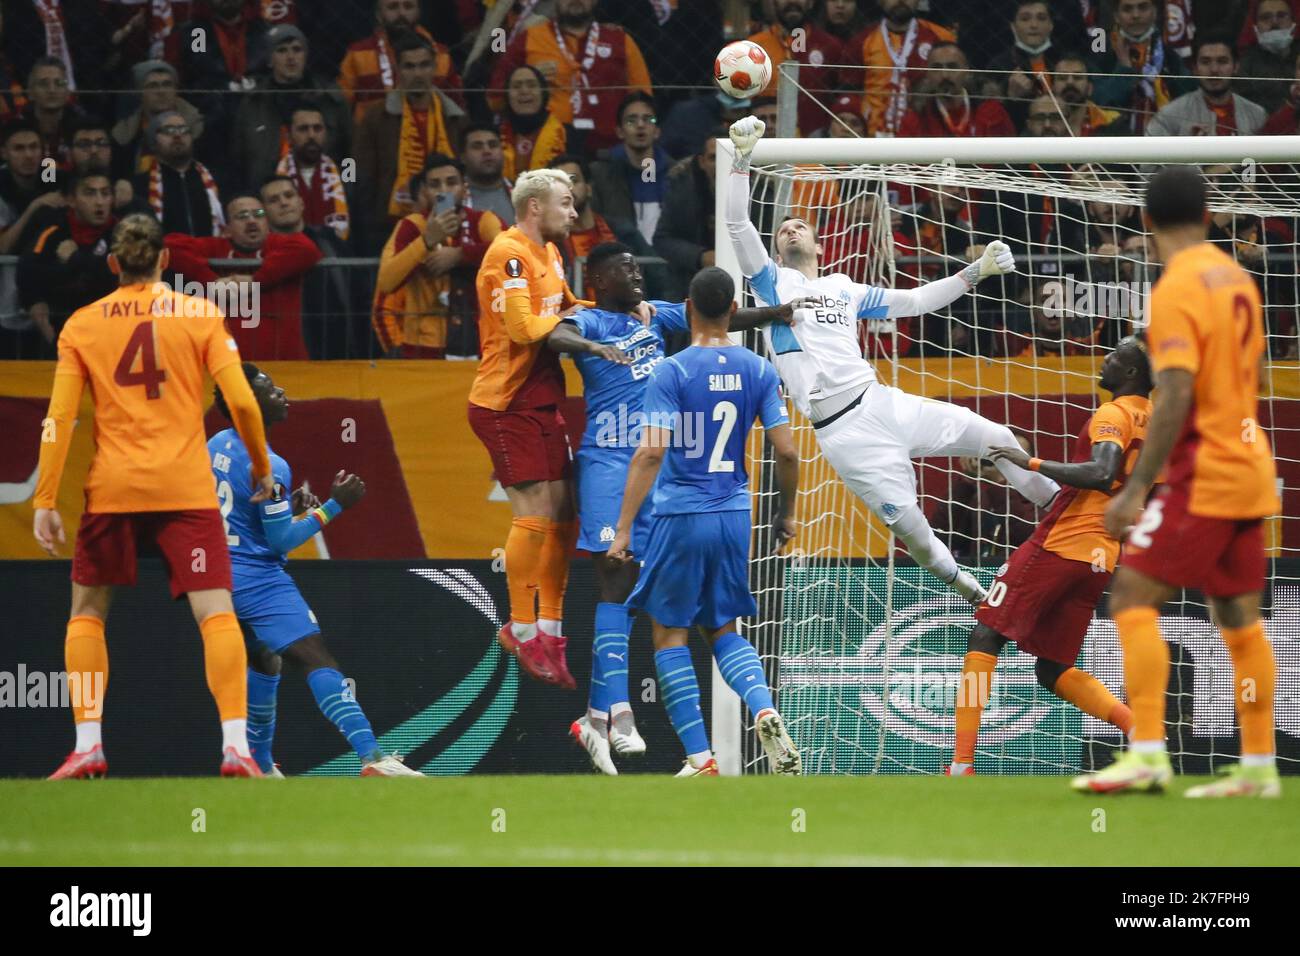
[113,322,168,399]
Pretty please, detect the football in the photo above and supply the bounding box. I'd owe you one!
[713,40,773,99]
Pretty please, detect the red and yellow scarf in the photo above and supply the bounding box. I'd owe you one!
[145,156,224,235]
[388,94,450,218]
[277,151,350,242]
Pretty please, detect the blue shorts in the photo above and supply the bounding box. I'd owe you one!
[232,565,320,654]
[575,446,654,554]
[628,510,756,630]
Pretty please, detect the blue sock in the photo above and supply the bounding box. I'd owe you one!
[594,602,631,713]
[246,669,281,772]
[306,667,380,762]
[588,617,608,716]
[712,631,775,717]
[654,647,710,756]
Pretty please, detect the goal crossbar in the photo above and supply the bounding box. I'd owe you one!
[746,135,1300,166]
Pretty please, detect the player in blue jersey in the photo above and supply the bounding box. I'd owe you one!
[607,267,803,777]
[210,363,423,777]
[545,242,808,774]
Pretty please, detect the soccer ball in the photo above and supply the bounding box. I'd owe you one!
[714,40,773,99]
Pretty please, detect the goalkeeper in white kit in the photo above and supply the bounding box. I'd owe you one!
[724,116,1060,603]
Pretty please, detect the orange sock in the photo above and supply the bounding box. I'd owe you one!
[538,519,576,623]
[1222,621,1276,756]
[65,616,108,723]
[953,651,997,764]
[1053,667,1134,736]
[1115,606,1168,744]
[505,516,549,624]
[199,611,248,721]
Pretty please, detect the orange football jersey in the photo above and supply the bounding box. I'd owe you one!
[1040,394,1152,572]
[1147,243,1279,519]
[470,226,584,412]
[50,283,242,513]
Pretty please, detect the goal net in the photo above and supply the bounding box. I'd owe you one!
[716,135,1300,776]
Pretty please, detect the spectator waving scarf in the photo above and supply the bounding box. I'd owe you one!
[33,0,77,90]
[145,156,225,236]
[277,151,350,242]
[150,0,174,59]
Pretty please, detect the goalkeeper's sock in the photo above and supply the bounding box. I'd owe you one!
[246,668,281,773]
[712,631,774,716]
[306,667,380,761]
[593,601,630,712]
[655,647,710,757]
[1222,621,1276,757]
[1115,606,1169,747]
[538,519,575,622]
[954,651,997,765]
[1053,667,1133,736]
[505,517,548,627]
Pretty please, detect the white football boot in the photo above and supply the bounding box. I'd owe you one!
[608,714,647,758]
[570,716,618,775]
[755,709,802,775]
[360,753,425,777]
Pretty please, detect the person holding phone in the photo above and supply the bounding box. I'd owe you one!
[372,152,503,358]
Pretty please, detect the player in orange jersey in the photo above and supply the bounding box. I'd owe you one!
[1077,166,1282,797]
[945,336,1153,776]
[470,167,635,689]
[32,214,275,780]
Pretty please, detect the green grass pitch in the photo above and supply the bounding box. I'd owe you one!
[1,776,1296,866]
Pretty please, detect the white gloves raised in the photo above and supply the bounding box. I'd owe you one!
[961,240,1017,285]
[728,116,766,172]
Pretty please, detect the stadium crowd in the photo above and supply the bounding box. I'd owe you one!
[0,0,1296,361]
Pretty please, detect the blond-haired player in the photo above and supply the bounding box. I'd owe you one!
[470,168,633,687]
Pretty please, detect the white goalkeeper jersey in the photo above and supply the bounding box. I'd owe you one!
[747,261,894,420]
[725,169,974,422]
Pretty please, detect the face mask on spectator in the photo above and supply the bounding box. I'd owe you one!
[1014,31,1053,56]
[1256,25,1295,56]
[1119,25,1156,43]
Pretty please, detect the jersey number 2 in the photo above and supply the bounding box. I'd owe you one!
[709,401,738,473]
[113,322,168,399]
[215,480,240,547]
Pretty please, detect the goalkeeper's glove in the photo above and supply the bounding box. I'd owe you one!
[728,116,766,173]
[960,240,1017,286]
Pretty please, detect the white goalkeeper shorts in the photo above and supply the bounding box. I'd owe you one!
[814,382,995,526]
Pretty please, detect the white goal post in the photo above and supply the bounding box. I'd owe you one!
[712,134,1300,777]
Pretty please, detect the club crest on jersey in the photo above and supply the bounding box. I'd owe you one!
[599,525,616,543]
[505,258,523,278]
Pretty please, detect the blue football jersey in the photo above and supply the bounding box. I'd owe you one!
[209,427,294,570]
[642,345,788,516]
[566,300,688,452]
